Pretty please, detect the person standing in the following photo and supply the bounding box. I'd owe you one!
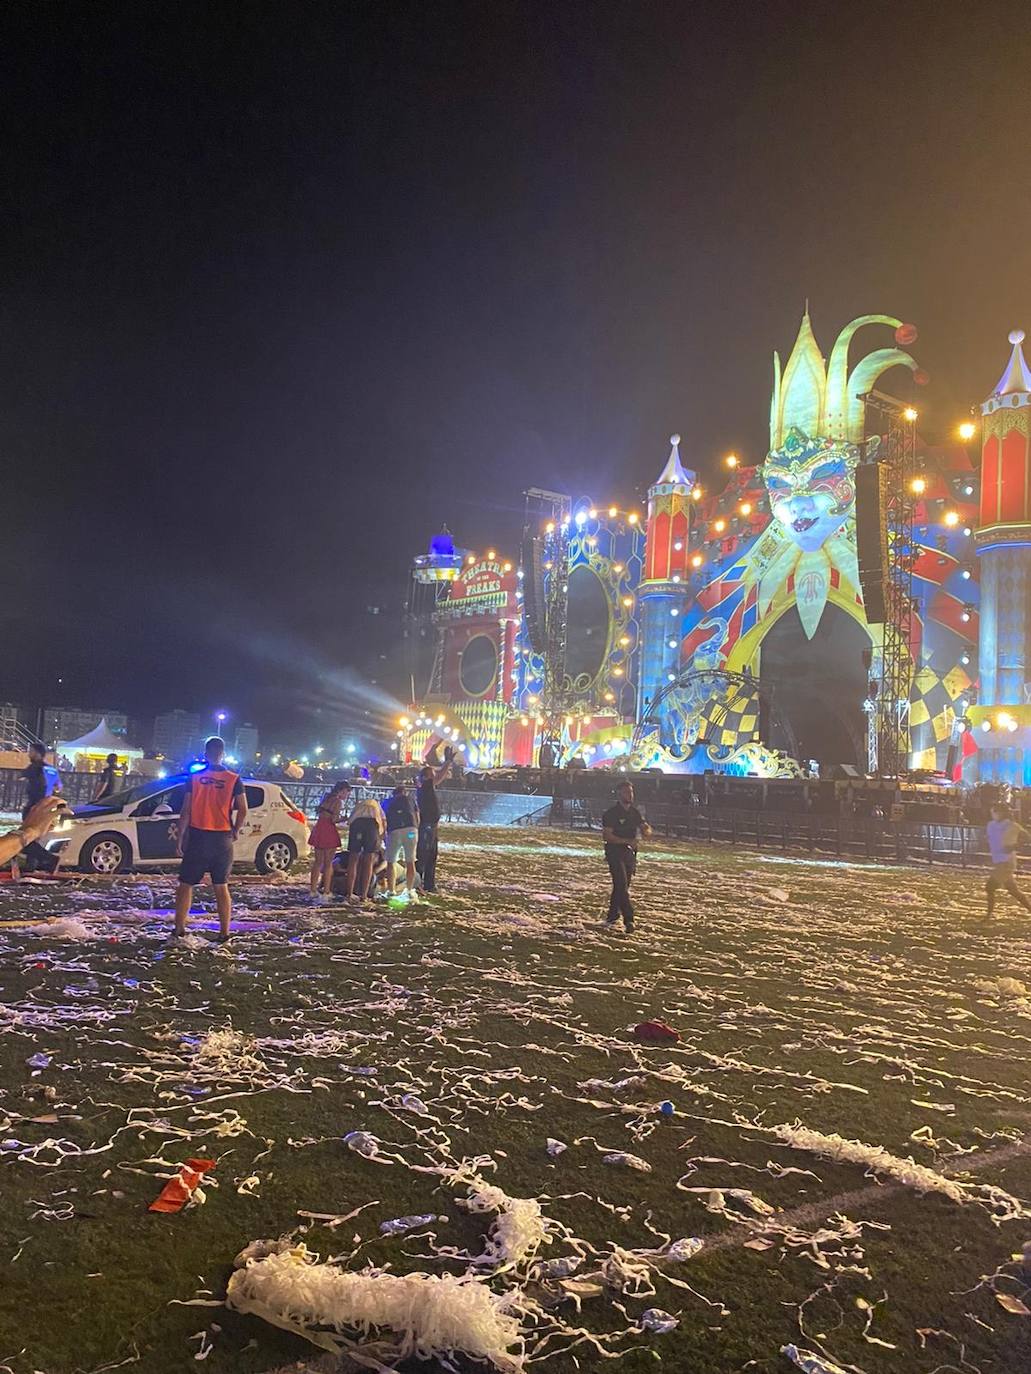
[415,749,452,893]
[309,780,350,901]
[384,782,421,900]
[345,792,387,903]
[985,802,1031,918]
[20,743,62,873]
[93,752,120,802]
[174,737,247,941]
[600,780,651,935]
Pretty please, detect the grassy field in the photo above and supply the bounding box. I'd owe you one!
[0,825,1029,1374]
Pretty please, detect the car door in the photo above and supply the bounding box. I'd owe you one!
[132,784,186,862]
[235,784,267,859]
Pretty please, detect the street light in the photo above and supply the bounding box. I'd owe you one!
[214,710,227,739]
[958,420,976,442]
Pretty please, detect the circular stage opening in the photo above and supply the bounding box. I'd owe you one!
[459,634,498,696]
[565,565,610,687]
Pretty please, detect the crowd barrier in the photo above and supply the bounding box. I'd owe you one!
[0,770,552,830]
[535,796,994,867]
[0,769,997,868]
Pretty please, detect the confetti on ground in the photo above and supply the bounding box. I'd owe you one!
[0,824,1029,1373]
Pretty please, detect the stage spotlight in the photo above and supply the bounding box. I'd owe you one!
[958,421,976,441]
[904,406,918,422]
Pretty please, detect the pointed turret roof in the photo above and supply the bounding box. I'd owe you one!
[992,329,1031,397]
[654,433,693,489]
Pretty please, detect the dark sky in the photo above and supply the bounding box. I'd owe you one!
[2,2,1028,752]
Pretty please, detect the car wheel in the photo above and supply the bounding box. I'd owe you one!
[80,832,132,875]
[255,834,297,874]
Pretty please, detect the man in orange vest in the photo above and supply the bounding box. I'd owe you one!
[174,736,248,941]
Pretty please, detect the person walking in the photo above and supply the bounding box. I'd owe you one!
[600,780,651,935]
[415,748,452,893]
[384,782,420,900]
[344,792,386,903]
[19,743,62,873]
[308,780,350,901]
[174,736,247,942]
[985,802,1031,918]
[92,752,120,802]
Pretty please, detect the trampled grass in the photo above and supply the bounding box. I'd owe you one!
[0,826,1029,1373]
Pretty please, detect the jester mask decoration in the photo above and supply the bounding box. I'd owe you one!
[763,426,857,555]
[758,426,861,640]
[753,312,918,640]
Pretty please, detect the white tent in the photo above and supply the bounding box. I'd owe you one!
[57,717,144,770]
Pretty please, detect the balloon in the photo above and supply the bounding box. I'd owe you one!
[895,323,918,346]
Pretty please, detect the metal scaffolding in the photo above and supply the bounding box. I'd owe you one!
[862,390,918,777]
[522,488,572,758]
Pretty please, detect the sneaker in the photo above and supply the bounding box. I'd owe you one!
[624,920,635,935]
[602,915,619,928]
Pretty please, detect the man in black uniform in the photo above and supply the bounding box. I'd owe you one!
[601,780,651,934]
[415,747,453,893]
[20,743,62,873]
[93,753,120,801]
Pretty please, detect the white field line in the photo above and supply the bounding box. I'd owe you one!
[696,1132,1031,1254]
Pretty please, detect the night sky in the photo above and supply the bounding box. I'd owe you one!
[2,3,1028,752]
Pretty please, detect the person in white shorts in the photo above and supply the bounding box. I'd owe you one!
[985,802,1031,918]
[384,783,421,899]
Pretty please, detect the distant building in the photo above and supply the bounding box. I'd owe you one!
[152,709,202,764]
[43,707,128,746]
[233,723,259,763]
[0,702,26,750]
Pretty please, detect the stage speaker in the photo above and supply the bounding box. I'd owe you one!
[856,463,888,624]
[521,530,547,655]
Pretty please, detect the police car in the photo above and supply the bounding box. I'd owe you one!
[45,774,310,875]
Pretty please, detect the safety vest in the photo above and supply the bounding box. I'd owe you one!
[189,768,239,832]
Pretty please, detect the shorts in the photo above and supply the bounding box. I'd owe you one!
[386,828,418,864]
[180,829,234,885]
[988,859,1017,885]
[347,817,381,855]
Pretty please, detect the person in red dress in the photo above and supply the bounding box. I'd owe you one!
[309,780,350,900]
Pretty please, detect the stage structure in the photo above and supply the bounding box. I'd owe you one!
[402,310,1014,780]
[968,330,1031,784]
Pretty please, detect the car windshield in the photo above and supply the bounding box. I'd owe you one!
[86,776,187,809]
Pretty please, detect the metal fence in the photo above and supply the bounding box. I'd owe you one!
[0,768,999,867]
[0,770,548,830]
[538,796,993,867]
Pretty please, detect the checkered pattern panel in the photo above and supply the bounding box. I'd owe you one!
[695,684,761,749]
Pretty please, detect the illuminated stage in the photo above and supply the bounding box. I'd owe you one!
[403,315,1031,782]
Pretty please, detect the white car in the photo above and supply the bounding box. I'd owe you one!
[45,773,310,875]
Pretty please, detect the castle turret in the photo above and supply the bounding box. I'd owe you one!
[637,434,697,724]
[974,329,1031,783]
